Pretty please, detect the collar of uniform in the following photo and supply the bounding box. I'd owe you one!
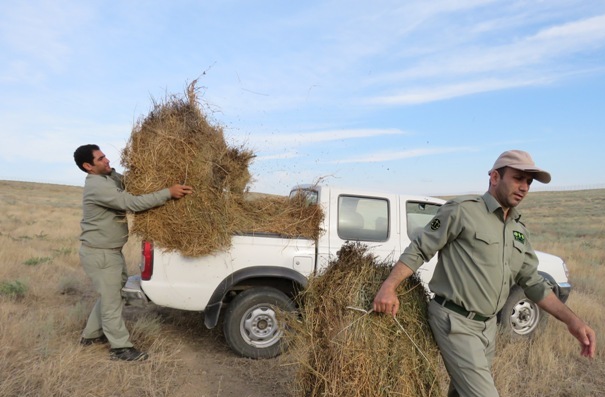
[86,173,109,181]
[482,192,521,221]
[85,172,123,191]
[482,192,501,214]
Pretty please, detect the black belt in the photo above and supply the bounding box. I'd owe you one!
[433,295,491,322]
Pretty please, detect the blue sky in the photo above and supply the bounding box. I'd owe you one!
[1,0,604,196]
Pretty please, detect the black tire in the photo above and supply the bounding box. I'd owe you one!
[223,287,295,359]
[498,286,547,337]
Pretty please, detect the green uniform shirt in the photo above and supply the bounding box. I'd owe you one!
[399,192,552,317]
[80,170,171,249]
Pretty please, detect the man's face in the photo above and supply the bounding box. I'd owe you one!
[85,150,112,175]
[491,167,534,209]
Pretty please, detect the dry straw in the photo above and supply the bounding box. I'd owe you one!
[121,81,323,256]
[288,242,443,397]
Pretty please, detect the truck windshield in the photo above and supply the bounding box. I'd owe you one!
[289,188,318,205]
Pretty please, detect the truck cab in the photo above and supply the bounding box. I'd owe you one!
[123,184,572,358]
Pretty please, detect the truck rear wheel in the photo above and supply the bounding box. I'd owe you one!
[498,286,547,336]
[223,287,295,359]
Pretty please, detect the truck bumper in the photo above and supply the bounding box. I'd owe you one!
[556,282,572,304]
[121,275,149,306]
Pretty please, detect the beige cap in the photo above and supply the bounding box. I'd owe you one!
[488,150,551,184]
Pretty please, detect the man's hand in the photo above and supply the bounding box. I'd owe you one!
[537,292,597,359]
[568,318,597,359]
[372,260,414,317]
[373,284,400,317]
[169,184,193,199]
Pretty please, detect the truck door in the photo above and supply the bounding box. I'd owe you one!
[399,198,442,285]
[320,191,400,266]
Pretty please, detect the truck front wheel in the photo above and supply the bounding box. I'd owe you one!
[223,287,295,359]
[498,286,547,336]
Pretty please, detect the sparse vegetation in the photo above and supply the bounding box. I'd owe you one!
[53,247,75,256]
[0,180,603,396]
[0,280,27,299]
[23,256,53,266]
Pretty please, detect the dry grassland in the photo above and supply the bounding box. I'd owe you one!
[0,180,603,396]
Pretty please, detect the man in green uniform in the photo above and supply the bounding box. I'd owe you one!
[373,150,596,396]
[74,144,193,361]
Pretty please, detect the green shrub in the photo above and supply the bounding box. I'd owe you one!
[23,256,52,266]
[0,280,27,299]
[52,247,74,256]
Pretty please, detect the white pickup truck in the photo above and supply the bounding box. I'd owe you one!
[123,184,572,358]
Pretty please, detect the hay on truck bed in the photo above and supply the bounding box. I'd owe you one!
[120,81,323,257]
[288,242,444,397]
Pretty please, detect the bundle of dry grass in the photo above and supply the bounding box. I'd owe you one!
[289,242,443,397]
[121,82,323,256]
[235,193,324,241]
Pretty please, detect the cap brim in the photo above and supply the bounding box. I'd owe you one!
[533,171,551,184]
[514,167,551,184]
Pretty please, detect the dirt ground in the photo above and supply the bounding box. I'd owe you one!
[126,305,297,397]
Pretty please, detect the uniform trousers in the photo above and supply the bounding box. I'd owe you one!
[428,299,499,397]
[79,245,133,349]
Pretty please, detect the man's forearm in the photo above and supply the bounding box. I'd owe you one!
[537,291,578,324]
[383,260,415,289]
[373,260,415,315]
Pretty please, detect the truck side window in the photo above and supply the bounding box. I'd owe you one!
[338,195,389,242]
[406,201,441,240]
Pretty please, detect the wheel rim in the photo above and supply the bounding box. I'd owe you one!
[509,298,540,335]
[239,304,282,348]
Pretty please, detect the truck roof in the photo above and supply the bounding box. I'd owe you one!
[290,183,447,204]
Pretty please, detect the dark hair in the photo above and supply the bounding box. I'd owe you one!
[488,166,508,189]
[495,166,508,177]
[74,144,100,173]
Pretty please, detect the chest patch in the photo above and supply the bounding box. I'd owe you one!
[513,231,526,244]
[430,218,441,231]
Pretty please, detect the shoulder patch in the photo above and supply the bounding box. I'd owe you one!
[430,218,441,231]
[513,231,526,244]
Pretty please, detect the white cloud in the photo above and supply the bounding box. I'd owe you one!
[532,14,605,42]
[360,11,605,104]
[334,147,473,164]
[130,2,605,118]
[255,152,301,161]
[0,113,131,165]
[237,128,408,154]
[367,77,550,105]
[468,14,605,73]
[258,128,405,145]
[0,60,46,84]
[0,1,94,80]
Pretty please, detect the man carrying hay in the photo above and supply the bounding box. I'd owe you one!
[373,150,596,397]
[73,144,192,361]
